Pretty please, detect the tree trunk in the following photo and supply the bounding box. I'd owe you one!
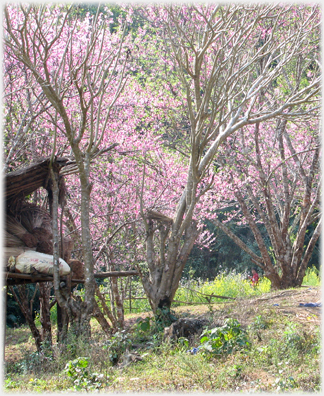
[92,300,112,335]
[39,282,52,346]
[9,285,42,352]
[50,164,94,339]
[110,276,124,329]
[95,284,118,328]
[140,216,199,323]
[74,305,92,339]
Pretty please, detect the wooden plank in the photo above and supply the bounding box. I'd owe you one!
[4,272,56,281]
[4,272,63,286]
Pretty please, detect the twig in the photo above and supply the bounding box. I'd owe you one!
[184,286,236,300]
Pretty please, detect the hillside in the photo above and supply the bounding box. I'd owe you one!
[4,285,321,393]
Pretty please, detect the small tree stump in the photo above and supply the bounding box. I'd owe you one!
[163,318,209,343]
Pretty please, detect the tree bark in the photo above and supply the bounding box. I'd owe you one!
[9,285,42,352]
[39,282,52,346]
[139,212,199,319]
[92,301,112,335]
[95,284,117,328]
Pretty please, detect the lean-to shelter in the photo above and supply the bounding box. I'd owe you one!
[4,156,74,285]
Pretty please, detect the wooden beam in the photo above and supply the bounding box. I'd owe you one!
[4,270,139,286]
[4,272,64,286]
[94,271,139,278]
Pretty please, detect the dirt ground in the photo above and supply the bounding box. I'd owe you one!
[239,285,321,326]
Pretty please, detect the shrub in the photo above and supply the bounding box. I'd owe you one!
[249,315,270,331]
[200,318,250,357]
[102,330,133,365]
[64,356,106,391]
[302,266,320,286]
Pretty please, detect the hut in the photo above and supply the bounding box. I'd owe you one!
[4,156,74,285]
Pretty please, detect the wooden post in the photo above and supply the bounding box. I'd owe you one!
[57,303,63,341]
[56,299,69,342]
[129,279,132,314]
[3,285,8,373]
[39,282,52,346]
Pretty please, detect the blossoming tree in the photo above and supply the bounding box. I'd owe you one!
[4,4,130,334]
[209,118,320,289]
[4,3,321,327]
[132,4,320,314]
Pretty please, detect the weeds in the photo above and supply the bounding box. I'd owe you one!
[175,271,272,307]
[249,315,270,330]
[102,330,133,365]
[5,310,320,393]
[5,274,321,393]
[200,318,250,357]
[98,268,319,314]
[64,356,107,391]
[302,266,320,286]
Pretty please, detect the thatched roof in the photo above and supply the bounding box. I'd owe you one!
[5,157,69,203]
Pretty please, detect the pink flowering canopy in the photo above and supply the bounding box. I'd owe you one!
[3,3,321,295]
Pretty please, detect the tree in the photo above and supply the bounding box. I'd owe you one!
[210,117,320,289]
[3,45,53,172]
[4,4,129,335]
[131,4,320,315]
[4,4,321,327]
[3,3,187,334]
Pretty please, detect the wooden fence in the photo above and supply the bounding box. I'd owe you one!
[102,286,236,314]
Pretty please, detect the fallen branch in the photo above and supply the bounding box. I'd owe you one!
[172,300,231,306]
[183,287,236,300]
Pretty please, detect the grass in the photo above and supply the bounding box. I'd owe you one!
[4,280,321,393]
[302,266,321,287]
[175,271,271,303]
[101,271,273,315]
[114,267,319,314]
[4,317,320,392]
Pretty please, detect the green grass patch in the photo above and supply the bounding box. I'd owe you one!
[302,266,320,286]
[174,271,271,307]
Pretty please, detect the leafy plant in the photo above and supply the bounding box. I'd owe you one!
[131,316,156,344]
[249,315,270,330]
[154,306,178,331]
[136,316,151,332]
[4,377,18,389]
[200,318,250,357]
[283,323,304,350]
[273,375,298,392]
[302,266,320,286]
[102,330,133,365]
[64,356,106,391]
